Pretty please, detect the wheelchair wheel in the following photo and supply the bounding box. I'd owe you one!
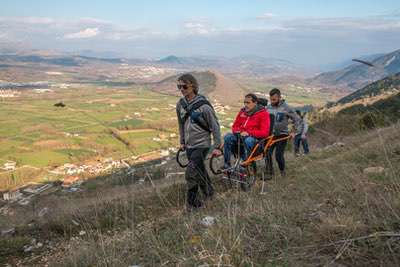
[240,163,257,191]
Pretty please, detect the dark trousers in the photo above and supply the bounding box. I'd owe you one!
[265,135,288,176]
[223,133,258,167]
[185,147,213,207]
[294,134,309,154]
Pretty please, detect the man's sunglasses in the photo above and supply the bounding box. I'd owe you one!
[177,84,189,90]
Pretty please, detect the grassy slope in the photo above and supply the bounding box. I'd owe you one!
[311,92,400,142]
[2,123,399,266]
[337,72,400,105]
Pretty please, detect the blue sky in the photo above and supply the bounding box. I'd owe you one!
[0,0,400,66]
[1,0,399,28]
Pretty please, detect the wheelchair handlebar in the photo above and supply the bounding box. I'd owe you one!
[209,153,223,175]
[176,148,189,168]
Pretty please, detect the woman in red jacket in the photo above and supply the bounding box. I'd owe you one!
[223,93,270,168]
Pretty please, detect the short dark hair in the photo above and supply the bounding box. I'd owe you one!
[245,93,258,103]
[269,88,281,97]
[177,73,199,94]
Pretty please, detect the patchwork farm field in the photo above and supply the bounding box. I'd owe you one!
[0,85,237,190]
[0,86,184,188]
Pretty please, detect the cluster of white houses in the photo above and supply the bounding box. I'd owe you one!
[0,90,20,98]
[1,161,16,171]
[49,158,126,176]
[1,147,180,208]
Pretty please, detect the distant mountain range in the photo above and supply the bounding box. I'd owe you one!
[0,54,127,67]
[319,53,385,72]
[311,49,400,91]
[154,55,305,77]
[0,51,307,78]
[0,54,82,67]
[337,72,400,105]
[0,81,50,89]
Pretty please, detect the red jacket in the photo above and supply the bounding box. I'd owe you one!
[232,106,270,138]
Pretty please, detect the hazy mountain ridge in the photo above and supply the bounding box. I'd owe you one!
[311,49,400,91]
[0,52,307,77]
[337,72,400,105]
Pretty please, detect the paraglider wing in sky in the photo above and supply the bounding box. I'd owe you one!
[352,59,375,67]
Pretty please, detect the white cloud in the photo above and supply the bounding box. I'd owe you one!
[64,28,100,39]
[283,17,400,31]
[223,25,290,34]
[78,17,113,25]
[256,12,277,20]
[184,22,210,35]
[0,17,54,24]
[183,19,217,35]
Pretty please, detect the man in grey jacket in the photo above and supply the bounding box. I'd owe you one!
[266,88,301,178]
[176,73,222,211]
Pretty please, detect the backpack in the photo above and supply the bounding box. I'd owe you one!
[257,98,274,135]
[257,97,268,107]
[179,98,213,133]
[268,113,275,136]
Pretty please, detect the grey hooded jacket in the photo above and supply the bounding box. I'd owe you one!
[176,94,222,149]
[267,100,301,136]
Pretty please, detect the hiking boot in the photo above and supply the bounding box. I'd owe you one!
[186,200,203,213]
[200,183,214,200]
[263,173,273,180]
[280,170,286,178]
[205,190,214,200]
[187,187,202,210]
[186,205,198,213]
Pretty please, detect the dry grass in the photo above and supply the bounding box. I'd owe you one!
[32,140,75,150]
[1,123,400,266]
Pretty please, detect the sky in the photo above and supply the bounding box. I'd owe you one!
[1,0,400,66]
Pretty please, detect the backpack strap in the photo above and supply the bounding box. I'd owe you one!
[179,98,213,133]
